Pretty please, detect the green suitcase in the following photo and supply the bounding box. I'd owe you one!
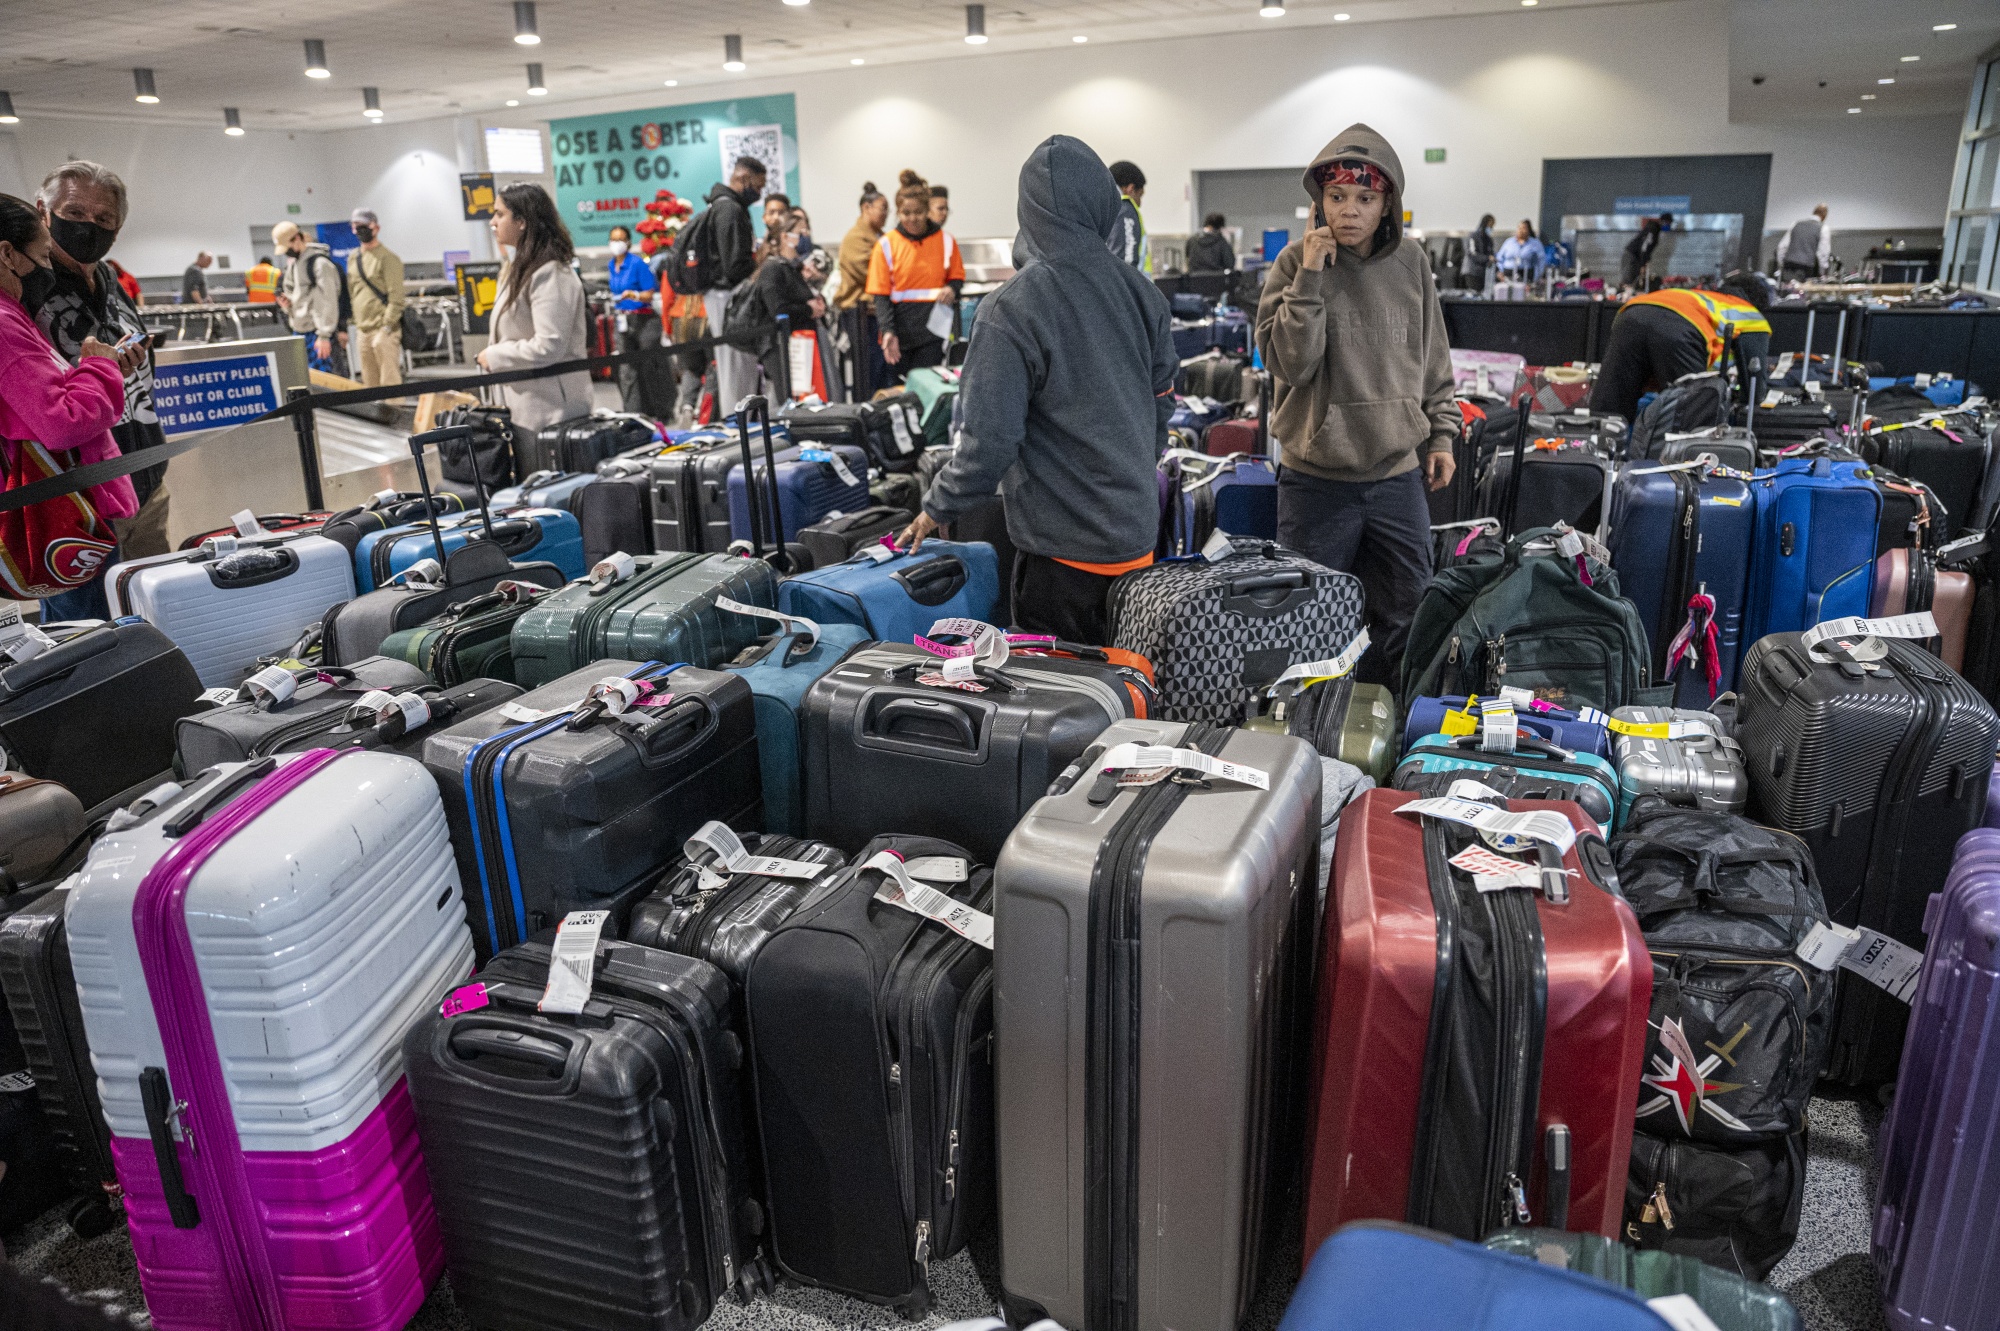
[1244,676,1399,782]
[1482,1229,1800,1331]
[379,581,553,686]
[507,551,780,689]
[901,368,959,450]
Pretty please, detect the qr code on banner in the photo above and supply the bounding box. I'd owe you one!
[719,125,785,192]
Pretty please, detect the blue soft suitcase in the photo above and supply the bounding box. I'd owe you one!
[1207,454,1279,541]
[721,618,874,835]
[1401,694,1613,759]
[491,470,600,513]
[775,540,999,646]
[356,507,589,592]
[1743,457,1881,645]
[1608,462,1757,702]
[1172,321,1211,360]
[1283,1222,1674,1331]
[1168,396,1229,441]
[1393,730,1621,831]
[725,443,871,547]
[1212,306,1250,354]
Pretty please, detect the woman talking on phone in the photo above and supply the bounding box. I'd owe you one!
[1255,124,1457,686]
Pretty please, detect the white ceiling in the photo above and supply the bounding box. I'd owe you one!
[1729,0,1999,123]
[1,0,1676,131]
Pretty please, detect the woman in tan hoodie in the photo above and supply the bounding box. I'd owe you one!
[1256,123,1458,687]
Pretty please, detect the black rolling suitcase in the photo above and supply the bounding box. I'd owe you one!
[406,937,771,1331]
[0,622,203,810]
[0,887,119,1237]
[526,412,659,476]
[652,438,750,554]
[795,505,911,569]
[782,399,923,473]
[1736,631,2000,1084]
[172,655,428,771]
[1860,420,1990,539]
[799,641,1132,860]
[625,834,848,990]
[744,835,994,1315]
[421,661,763,960]
[575,454,659,560]
[177,667,520,771]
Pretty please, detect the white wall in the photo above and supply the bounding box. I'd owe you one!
[1,0,1964,273]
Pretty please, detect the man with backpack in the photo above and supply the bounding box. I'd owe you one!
[273,219,346,374]
[668,156,765,414]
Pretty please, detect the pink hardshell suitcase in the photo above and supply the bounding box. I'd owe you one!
[64,750,473,1331]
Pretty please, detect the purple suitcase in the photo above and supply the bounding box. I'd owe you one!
[1873,826,2000,1330]
[1986,759,2000,828]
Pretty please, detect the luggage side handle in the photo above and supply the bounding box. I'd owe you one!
[162,758,278,838]
[1222,570,1315,617]
[139,1067,201,1229]
[0,625,117,696]
[892,554,969,606]
[447,1025,575,1075]
[871,697,979,751]
[206,546,301,590]
[620,693,724,767]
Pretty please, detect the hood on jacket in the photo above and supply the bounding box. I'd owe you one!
[1012,135,1122,271]
[706,181,750,208]
[295,241,331,259]
[1301,123,1406,251]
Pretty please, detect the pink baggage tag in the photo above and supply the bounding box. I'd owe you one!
[440,982,490,1018]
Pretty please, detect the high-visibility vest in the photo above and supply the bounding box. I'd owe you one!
[866,227,964,304]
[243,261,282,304]
[1627,289,1772,368]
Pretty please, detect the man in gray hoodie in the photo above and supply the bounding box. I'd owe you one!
[1257,123,1458,687]
[900,135,1176,642]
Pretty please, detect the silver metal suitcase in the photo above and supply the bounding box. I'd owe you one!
[1610,705,1747,815]
[993,718,1320,1331]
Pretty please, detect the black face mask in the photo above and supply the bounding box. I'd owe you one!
[354,225,376,243]
[49,215,117,266]
[16,259,58,310]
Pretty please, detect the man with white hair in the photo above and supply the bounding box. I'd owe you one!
[1779,205,1832,283]
[345,208,406,387]
[30,159,173,561]
[272,219,344,372]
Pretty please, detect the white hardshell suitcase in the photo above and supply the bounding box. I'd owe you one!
[107,531,357,686]
[993,718,1321,1331]
[65,749,471,1331]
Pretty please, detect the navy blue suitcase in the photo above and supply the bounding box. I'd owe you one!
[1212,306,1250,354]
[725,444,871,547]
[1608,462,1756,702]
[1208,455,1278,541]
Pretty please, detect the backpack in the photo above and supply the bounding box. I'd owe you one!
[666,205,724,296]
[307,252,354,328]
[1399,524,1668,711]
[350,251,430,352]
[1631,373,1729,458]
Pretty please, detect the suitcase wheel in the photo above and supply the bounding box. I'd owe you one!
[66,1193,118,1240]
[896,1288,932,1321]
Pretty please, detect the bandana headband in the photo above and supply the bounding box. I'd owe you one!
[1315,160,1391,195]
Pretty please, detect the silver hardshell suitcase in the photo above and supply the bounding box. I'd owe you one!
[1610,706,1747,815]
[992,718,1320,1331]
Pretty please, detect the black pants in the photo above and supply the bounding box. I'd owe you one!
[1276,466,1432,689]
[1010,552,1115,645]
[617,310,677,419]
[884,334,946,384]
[1589,303,1710,423]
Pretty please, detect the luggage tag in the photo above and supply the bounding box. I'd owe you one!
[715,595,823,652]
[197,687,241,709]
[242,663,299,709]
[1201,529,1235,562]
[1478,698,1517,753]
[887,406,915,455]
[439,982,490,1018]
[1796,921,1923,1003]
[683,819,827,893]
[390,558,443,587]
[1096,742,1271,791]
[1266,627,1370,695]
[0,605,56,665]
[862,850,993,949]
[1801,612,1937,654]
[200,534,240,558]
[915,617,1008,683]
[538,910,610,1014]
[347,689,432,734]
[585,675,673,719]
[0,1069,33,1094]
[1605,713,1714,741]
[799,445,860,488]
[589,551,637,590]
[1395,796,1577,854]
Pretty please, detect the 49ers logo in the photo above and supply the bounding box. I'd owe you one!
[42,536,113,587]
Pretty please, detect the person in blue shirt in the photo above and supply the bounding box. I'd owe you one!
[605,224,674,419]
[1494,218,1544,282]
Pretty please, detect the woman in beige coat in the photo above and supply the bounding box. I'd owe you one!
[475,183,591,432]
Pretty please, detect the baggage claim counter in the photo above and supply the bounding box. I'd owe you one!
[151,337,417,545]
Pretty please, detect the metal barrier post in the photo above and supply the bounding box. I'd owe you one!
[287,386,325,511]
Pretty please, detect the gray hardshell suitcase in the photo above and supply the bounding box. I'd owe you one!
[172,656,430,772]
[993,718,1321,1331]
[1609,706,1748,816]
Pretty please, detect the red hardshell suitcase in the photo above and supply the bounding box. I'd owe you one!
[592,309,617,381]
[1303,787,1651,1256]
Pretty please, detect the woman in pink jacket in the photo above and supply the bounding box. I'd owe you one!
[0,193,139,620]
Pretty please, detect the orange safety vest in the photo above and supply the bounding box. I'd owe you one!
[866,227,964,303]
[1626,289,1772,368]
[243,261,282,304]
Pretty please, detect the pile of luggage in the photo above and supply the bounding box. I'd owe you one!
[1,364,1996,1331]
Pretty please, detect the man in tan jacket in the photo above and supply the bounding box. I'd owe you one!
[346,208,406,387]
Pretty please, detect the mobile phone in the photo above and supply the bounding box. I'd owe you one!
[115,330,146,351]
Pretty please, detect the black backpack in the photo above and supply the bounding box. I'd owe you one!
[1631,373,1729,458]
[307,252,355,328]
[666,205,724,296]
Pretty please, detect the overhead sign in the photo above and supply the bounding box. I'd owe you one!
[456,261,503,335]
[461,173,496,220]
[549,94,800,249]
[1615,195,1692,216]
[153,352,281,437]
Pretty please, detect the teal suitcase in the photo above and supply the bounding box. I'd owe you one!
[507,552,779,689]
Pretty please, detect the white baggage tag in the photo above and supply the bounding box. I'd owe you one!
[1803,379,1824,398]
[1648,1295,1726,1331]
[197,686,240,709]
[1760,391,1784,410]
[714,595,823,651]
[1774,352,1796,379]
[496,701,571,724]
[586,675,670,717]
[683,819,825,889]
[1449,844,1540,890]
[230,509,263,537]
[538,910,610,1014]
[887,405,915,454]
[1795,920,1858,971]
[1914,372,1932,389]
[1554,530,1585,558]
[372,488,400,507]
[390,693,431,731]
[1497,685,1535,708]
[801,445,861,488]
[864,851,994,949]
[1201,529,1235,561]
[1096,743,1271,791]
[1268,628,1371,693]
[857,543,896,563]
[0,606,55,664]
[905,856,969,883]
[1445,779,1512,803]
[591,551,636,586]
[1395,797,1577,854]
[242,664,297,707]
[201,534,240,557]
[1480,699,1517,753]
[396,558,443,587]
[1801,612,1938,650]
[1474,365,1492,398]
[1839,927,1925,1003]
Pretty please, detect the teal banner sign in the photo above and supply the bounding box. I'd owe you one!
[550,94,800,248]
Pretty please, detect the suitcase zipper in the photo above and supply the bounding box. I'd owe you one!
[1481,881,1547,1232]
[570,554,699,665]
[1657,472,1699,678]
[1398,744,1616,814]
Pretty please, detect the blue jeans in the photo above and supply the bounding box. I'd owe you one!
[40,570,112,624]
[303,332,340,375]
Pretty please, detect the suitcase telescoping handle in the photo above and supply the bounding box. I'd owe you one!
[410,424,500,546]
[734,394,778,558]
[1503,400,1531,539]
[139,1067,201,1229]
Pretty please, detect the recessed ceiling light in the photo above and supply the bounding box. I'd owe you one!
[1073,34,1088,42]
[513,2,539,45]
[664,79,679,86]
[1878,77,1895,84]
[1259,3,1286,15]
[303,40,330,78]
[506,99,520,106]
[224,107,243,136]
[1848,106,1862,113]
[724,34,745,71]
[1933,23,1956,30]
[1901,55,1921,61]
[966,4,989,43]
[132,68,160,104]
